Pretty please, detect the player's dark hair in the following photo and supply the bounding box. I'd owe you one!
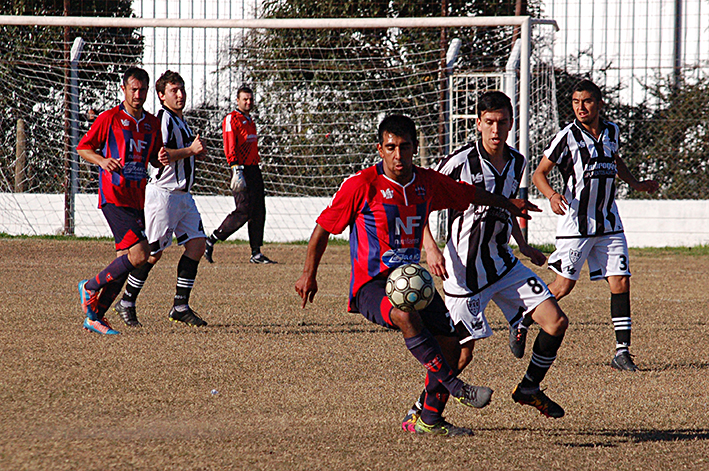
[478,91,513,119]
[237,85,253,97]
[573,79,602,102]
[155,70,185,101]
[378,115,417,146]
[123,67,149,86]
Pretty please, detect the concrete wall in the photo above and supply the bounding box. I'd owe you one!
[1,193,708,247]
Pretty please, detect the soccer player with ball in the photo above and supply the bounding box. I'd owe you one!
[295,114,539,436]
[407,91,569,427]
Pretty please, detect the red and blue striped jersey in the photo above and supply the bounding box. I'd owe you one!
[317,162,478,311]
[77,104,163,209]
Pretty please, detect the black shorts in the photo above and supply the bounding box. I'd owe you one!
[101,204,146,250]
[353,278,456,338]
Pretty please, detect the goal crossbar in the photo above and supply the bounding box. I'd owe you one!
[0,15,557,30]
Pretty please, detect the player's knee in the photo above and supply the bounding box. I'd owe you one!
[551,281,574,300]
[608,275,630,294]
[389,308,421,332]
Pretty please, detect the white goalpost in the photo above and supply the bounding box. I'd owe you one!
[0,15,559,242]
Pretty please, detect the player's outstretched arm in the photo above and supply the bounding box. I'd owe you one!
[295,224,331,308]
[472,187,540,220]
[615,155,659,194]
[423,225,447,280]
[533,156,568,215]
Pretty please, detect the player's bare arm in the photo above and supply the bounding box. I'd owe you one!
[295,224,331,308]
[78,148,123,173]
[162,135,206,164]
[511,217,546,266]
[533,156,568,215]
[614,155,659,194]
[422,225,447,280]
[471,186,540,220]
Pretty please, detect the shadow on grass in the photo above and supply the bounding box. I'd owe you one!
[563,428,709,447]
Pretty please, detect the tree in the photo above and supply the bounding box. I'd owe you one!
[0,1,143,194]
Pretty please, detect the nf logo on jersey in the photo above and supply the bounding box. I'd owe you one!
[472,173,484,184]
[380,188,394,199]
[414,185,426,197]
[121,119,130,127]
[569,249,582,264]
[578,140,586,148]
[395,215,422,235]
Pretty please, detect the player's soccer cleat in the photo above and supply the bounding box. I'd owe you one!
[83,317,120,335]
[114,302,142,327]
[401,410,420,433]
[250,252,276,264]
[509,325,527,359]
[512,385,565,418]
[169,306,207,327]
[453,383,493,409]
[204,239,215,264]
[611,351,638,372]
[78,279,100,320]
[414,418,473,437]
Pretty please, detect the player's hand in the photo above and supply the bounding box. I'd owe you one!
[158,146,170,166]
[425,246,448,280]
[191,134,206,159]
[99,157,123,173]
[549,192,568,215]
[519,243,547,267]
[508,199,541,220]
[635,179,659,194]
[295,274,318,308]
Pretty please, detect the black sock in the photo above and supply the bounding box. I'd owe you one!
[404,329,463,396]
[611,292,631,351]
[120,262,154,305]
[520,329,564,390]
[86,254,134,292]
[96,273,128,317]
[175,254,199,307]
[420,381,449,426]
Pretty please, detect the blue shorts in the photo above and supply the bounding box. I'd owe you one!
[101,204,147,251]
[353,278,456,338]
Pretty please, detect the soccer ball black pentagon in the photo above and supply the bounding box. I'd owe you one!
[385,263,435,312]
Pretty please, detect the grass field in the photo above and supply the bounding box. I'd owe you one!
[1,238,708,470]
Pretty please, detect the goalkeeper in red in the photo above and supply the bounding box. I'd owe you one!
[76,67,165,335]
[295,115,540,436]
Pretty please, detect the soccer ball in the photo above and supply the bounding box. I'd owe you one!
[385,263,435,312]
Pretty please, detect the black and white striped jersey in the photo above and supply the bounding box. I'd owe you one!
[436,140,525,296]
[544,118,624,238]
[148,105,196,192]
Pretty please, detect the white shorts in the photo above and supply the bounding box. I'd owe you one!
[444,262,554,344]
[548,233,631,281]
[144,184,206,254]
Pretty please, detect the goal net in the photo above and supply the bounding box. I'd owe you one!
[0,16,558,243]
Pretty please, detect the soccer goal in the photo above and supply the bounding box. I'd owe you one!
[0,15,558,242]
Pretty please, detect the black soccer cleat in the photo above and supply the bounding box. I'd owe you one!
[169,306,207,327]
[611,351,638,372]
[509,325,527,359]
[114,302,142,327]
[250,252,277,264]
[512,385,565,418]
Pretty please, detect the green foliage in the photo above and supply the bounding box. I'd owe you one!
[0,1,142,194]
